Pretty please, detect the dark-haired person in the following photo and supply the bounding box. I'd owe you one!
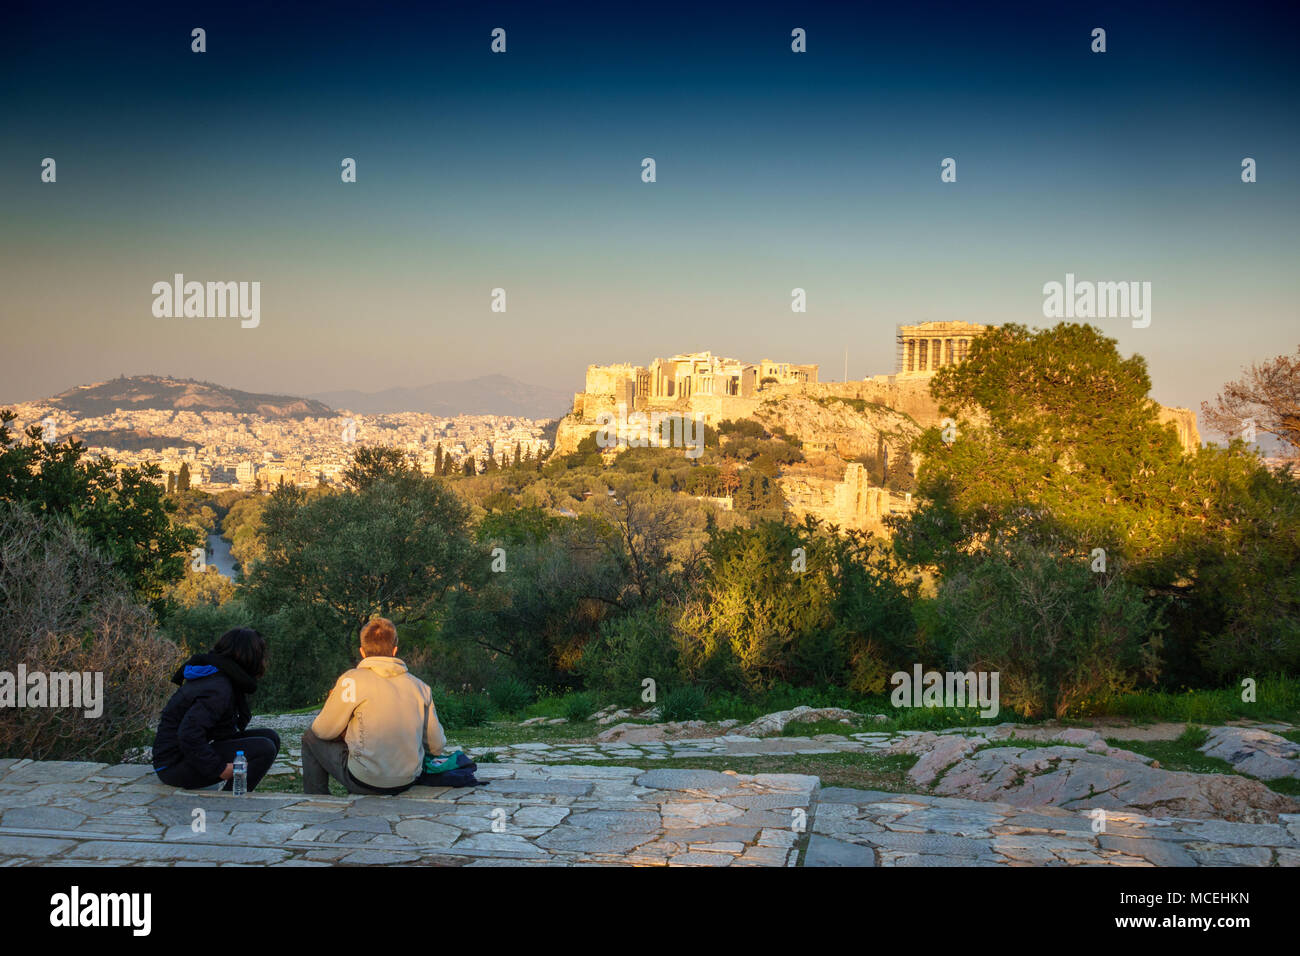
[152,628,281,792]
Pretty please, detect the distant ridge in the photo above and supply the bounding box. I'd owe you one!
[39,375,333,419]
[310,374,570,419]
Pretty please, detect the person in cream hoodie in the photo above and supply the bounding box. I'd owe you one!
[301,617,446,795]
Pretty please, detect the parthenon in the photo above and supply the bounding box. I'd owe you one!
[896,321,988,376]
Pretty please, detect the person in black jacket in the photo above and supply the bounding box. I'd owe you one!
[152,628,281,791]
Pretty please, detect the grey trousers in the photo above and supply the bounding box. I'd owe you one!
[300,727,415,796]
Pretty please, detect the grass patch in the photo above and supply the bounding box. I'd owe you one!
[1264,777,1300,797]
[444,720,603,749]
[1109,678,1300,725]
[255,751,922,796]
[971,736,1087,753]
[1104,725,1236,775]
[545,750,922,793]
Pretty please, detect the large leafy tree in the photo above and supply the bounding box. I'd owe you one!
[444,515,629,688]
[0,410,199,606]
[892,323,1300,684]
[243,470,477,660]
[677,517,918,692]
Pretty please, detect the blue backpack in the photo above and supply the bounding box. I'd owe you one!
[416,750,485,788]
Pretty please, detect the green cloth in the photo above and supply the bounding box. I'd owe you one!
[423,750,464,774]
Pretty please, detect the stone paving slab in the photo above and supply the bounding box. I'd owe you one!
[8,717,1299,867]
[0,759,812,867]
[808,789,1300,867]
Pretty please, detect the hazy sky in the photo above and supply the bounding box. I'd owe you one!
[3,1,1297,431]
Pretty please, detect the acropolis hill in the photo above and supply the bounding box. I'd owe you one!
[555,322,1201,531]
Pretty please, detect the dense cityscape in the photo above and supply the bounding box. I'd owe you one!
[4,398,553,490]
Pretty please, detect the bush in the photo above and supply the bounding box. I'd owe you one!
[0,503,186,761]
[561,691,597,722]
[933,542,1160,719]
[488,676,534,716]
[244,604,353,712]
[658,684,709,721]
[576,607,681,705]
[436,691,495,729]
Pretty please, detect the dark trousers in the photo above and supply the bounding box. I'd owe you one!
[300,727,414,796]
[155,728,281,792]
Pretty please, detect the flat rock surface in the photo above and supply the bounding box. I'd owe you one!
[1200,726,1300,781]
[809,790,1300,867]
[890,733,1298,823]
[0,758,812,867]
[7,717,1298,866]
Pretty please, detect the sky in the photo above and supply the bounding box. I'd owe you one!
[2,0,1297,429]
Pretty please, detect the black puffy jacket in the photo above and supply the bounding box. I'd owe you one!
[152,653,257,779]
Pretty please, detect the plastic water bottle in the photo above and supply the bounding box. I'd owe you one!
[232,751,247,796]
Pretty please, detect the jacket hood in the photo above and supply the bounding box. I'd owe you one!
[171,652,258,694]
[358,656,409,679]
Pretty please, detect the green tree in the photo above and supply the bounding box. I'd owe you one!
[443,515,628,689]
[342,445,417,490]
[677,517,916,691]
[244,472,476,664]
[0,410,199,606]
[893,323,1300,685]
[164,566,236,609]
[930,539,1160,718]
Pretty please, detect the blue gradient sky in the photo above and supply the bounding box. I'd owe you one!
[2,0,1297,425]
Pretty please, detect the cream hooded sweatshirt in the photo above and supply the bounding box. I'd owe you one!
[311,656,446,789]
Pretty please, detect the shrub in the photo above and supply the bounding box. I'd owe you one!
[576,607,681,705]
[561,691,596,723]
[437,691,494,729]
[0,503,186,761]
[658,684,709,721]
[488,676,534,716]
[933,542,1160,719]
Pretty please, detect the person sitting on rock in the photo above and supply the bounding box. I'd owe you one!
[301,617,446,795]
[152,627,281,791]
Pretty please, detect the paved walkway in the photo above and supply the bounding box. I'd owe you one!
[809,788,1300,866]
[0,759,810,867]
[2,753,1298,866]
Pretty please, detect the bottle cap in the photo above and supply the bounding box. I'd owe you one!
[236,750,244,756]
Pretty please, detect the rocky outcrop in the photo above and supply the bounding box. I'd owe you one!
[553,414,601,457]
[890,731,1297,823]
[1200,726,1300,781]
[755,393,920,462]
[735,706,878,737]
[595,720,734,743]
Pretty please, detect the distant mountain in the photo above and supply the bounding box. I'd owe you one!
[310,374,571,419]
[42,376,333,419]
